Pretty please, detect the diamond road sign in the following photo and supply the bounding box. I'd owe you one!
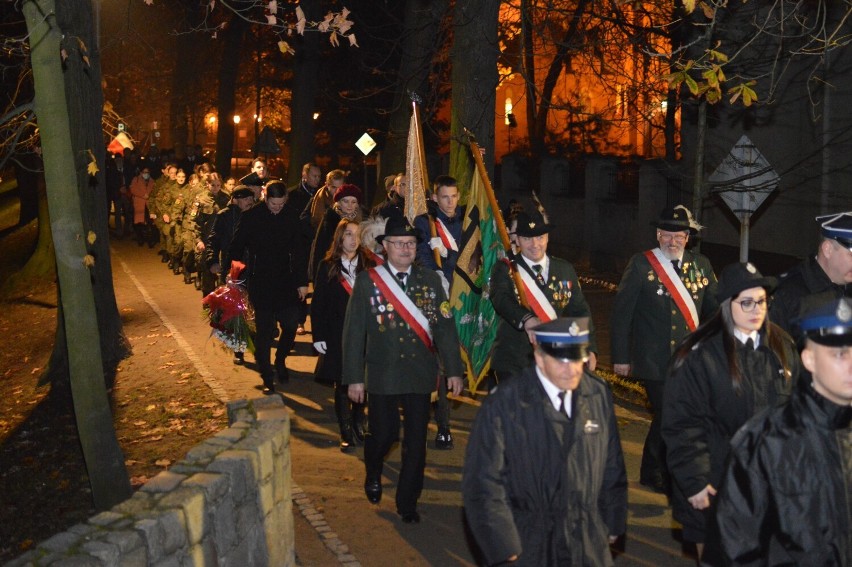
[709,135,778,222]
[355,132,377,156]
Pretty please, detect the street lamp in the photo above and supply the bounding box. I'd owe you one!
[233,115,241,169]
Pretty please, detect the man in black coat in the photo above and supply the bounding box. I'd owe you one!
[370,173,406,219]
[770,211,852,336]
[228,182,308,393]
[286,163,322,335]
[463,317,627,566]
[715,297,852,566]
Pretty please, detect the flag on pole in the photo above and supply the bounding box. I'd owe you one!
[450,167,504,393]
[404,105,428,223]
[107,131,134,155]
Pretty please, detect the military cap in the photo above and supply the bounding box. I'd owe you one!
[231,186,254,199]
[716,262,776,302]
[377,215,422,244]
[817,211,852,250]
[533,317,590,361]
[514,210,552,237]
[654,204,703,235]
[798,297,852,346]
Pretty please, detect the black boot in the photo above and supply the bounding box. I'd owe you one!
[335,385,356,452]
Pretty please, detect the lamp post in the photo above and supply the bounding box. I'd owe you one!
[233,115,241,170]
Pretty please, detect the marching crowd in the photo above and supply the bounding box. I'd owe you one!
[108,148,852,566]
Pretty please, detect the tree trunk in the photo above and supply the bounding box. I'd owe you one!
[23,0,131,509]
[382,0,449,180]
[287,0,321,185]
[449,0,500,198]
[215,14,246,178]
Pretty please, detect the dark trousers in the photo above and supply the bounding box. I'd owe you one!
[640,380,667,483]
[254,303,299,379]
[365,392,430,515]
[434,375,450,431]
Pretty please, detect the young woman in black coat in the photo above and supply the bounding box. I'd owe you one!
[311,219,376,451]
[661,262,800,563]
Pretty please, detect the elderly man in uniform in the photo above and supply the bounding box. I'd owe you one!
[610,205,718,493]
[463,317,627,566]
[770,211,852,336]
[490,209,598,381]
[715,297,852,566]
[342,216,463,524]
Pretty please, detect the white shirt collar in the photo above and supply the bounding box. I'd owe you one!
[535,366,572,417]
[521,255,549,279]
[386,261,411,277]
[733,328,760,348]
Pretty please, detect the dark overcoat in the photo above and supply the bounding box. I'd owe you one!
[661,330,798,540]
[311,259,350,384]
[463,366,627,566]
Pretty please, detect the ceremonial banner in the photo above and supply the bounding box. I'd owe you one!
[404,101,429,224]
[450,167,502,393]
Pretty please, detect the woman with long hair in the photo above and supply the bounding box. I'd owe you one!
[662,262,800,563]
[312,219,376,451]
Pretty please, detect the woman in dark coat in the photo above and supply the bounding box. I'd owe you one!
[311,218,376,451]
[309,183,365,280]
[662,262,800,563]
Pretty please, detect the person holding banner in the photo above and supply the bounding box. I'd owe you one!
[490,209,598,382]
[414,175,465,450]
[610,204,718,494]
[342,216,464,524]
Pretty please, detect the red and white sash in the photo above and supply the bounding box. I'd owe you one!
[434,218,458,252]
[645,248,698,331]
[339,276,353,296]
[516,265,558,322]
[367,266,433,350]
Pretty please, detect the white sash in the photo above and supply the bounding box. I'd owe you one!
[369,266,433,348]
[434,218,459,252]
[648,248,699,330]
[517,267,558,322]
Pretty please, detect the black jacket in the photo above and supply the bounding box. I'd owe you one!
[769,255,851,336]
[715,381,852,566]
[227,203,307,310]
[662,331,798,540]
[311,259,352,384]
[463,366,627,566]
[205,205,243,273]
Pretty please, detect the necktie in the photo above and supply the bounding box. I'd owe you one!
[671,259,680,273]
[745,338,755,350]
[558,391,567,415]
[532,264,545,285]
[396,272,407,291]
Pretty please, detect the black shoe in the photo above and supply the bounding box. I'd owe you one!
[364,479,382,504]
[262,374,276,395]
[233,352,245,365]
[399,511,420,524]
[435,430,454,450]
[339,439,355,453]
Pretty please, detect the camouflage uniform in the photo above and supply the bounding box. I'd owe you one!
[180,183,220,289]
[165,184,190,270]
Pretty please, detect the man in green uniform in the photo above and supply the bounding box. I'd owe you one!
[342,216,464,524]
[610,204,718,493]
[490,209,598,381]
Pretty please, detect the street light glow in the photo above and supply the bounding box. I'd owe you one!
[233,115,241,125]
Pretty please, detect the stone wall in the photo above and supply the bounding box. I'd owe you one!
[7,396,293,567]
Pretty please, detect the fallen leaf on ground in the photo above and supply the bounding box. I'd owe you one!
[155,459,171,467]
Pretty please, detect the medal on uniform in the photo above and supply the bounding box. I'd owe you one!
[379,304,386,313]
[386,303,394,312]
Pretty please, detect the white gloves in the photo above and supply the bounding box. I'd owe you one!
[437,271,450,297]
[429,237,448,258]
[313,341,327,354]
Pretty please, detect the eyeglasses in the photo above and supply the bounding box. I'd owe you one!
[384,240,417,249]
[658,232,688,243]
[733,297,770,312]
